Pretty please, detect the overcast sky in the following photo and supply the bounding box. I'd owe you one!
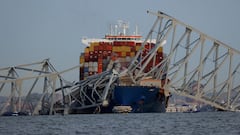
[0,0,239,80]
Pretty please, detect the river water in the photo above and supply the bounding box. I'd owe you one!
[0,112,239,135]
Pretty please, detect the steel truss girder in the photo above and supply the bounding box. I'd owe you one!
[138,11,240,111]
[66,70,118,111]
[0,59,79,115]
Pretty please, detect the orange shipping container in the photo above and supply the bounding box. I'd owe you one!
[121,52,126,57]
[91,42,99,46]
[157,47,163,53]
[136,46,141,51]
[130,52,135,57]
[121,46,131,52]
[80,56,84,64]
[112,46,120,52]
[85,47,90,53]
[89,45,94,51]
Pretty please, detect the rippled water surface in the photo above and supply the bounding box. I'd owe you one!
[0,112,240,135]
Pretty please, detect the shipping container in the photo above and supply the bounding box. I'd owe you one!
[89,62,93,67]
[136,46,141,51]
[98,68,103,73]
[106,45,112,51]
[80,56,85,64]
[80,38,163,81]
[121,46,131,52]
[112,46,118,52]
[130,52,135,57]
[84,62,89,67]
[84,67,89,72]
[121,52,126,57]
[157,47,163,53]
[85,47,90,53]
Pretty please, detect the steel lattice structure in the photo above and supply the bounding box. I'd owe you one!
[127,11,240,111]
[0,59,80,115]
[1,11,240,115]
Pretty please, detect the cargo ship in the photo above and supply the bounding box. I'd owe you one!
[79,21,170,113]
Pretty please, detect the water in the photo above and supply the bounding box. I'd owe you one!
[0,112,239,135]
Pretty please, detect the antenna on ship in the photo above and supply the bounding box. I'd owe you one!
[114,24,118,35]
[135,25,139,35]
[117,20,129,36]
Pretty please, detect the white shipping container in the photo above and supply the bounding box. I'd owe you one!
[89,62,93,67]
[94,66,98,72]
[93,62,98,67]
[119,58,126,63]
[84,62,89,67]
[89,67,94,72]
[126,56,131,62]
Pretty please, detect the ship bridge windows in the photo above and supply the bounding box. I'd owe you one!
[107,37,140,41]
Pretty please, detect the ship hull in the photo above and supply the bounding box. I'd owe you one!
[108,86,166,113]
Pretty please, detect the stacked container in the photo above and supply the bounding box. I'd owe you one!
[79,39,163,80]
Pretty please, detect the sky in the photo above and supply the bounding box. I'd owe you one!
[0,0,240,81]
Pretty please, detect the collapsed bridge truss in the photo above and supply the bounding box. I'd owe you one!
[128,11,240,111]
[1,11,240,115]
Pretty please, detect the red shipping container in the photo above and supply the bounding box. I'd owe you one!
[84,55,89,62]
[145,43,154,50]
[93,55,98,62]
[98,65,103,73]
[103,55,108,59]
[116,52,122,57]
[98,58,103,64]
[113,41,117,46]
[98,45,103,51]
[136,43,142,46]
[99,42,105,45]
[98,54,103,59]
[106,45,112,51]
[98,50,103,54]
[130,46,136,52]
[126,52,131,56]
[126,41,135,46]
[94,46,98,51]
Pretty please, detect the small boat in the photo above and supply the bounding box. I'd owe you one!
[1,111,30,116]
